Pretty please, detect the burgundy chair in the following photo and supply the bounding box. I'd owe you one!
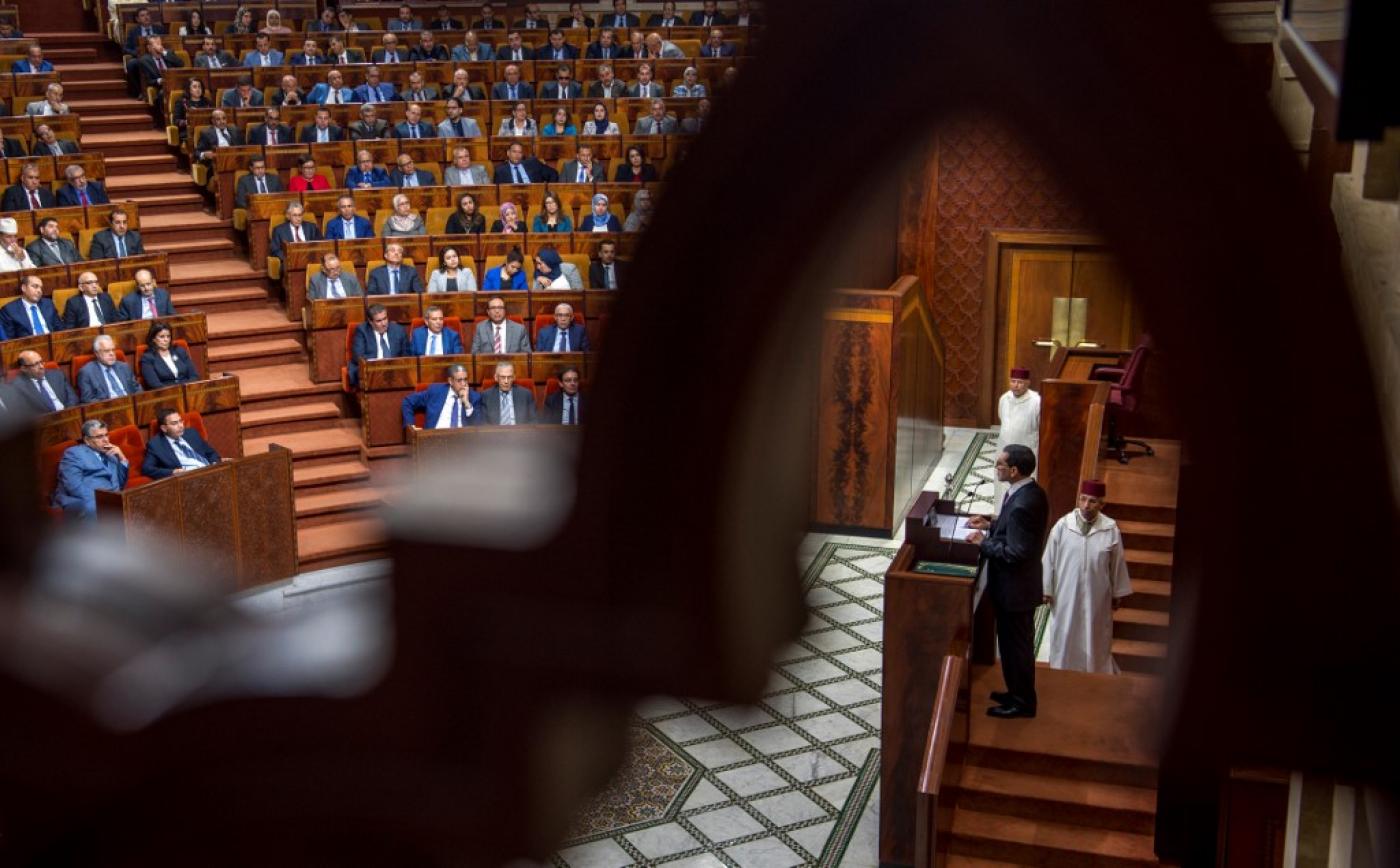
[1091,337,1154,464]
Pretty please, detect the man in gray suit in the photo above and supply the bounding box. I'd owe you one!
[436,99,483,139]
[479,362,537,425]
[77,335,143,404]
[471,297,530,353]
[307,253,364,300]
[194,37,236,69]
[633,98,678,135]
[443,146,490,185]
[234,155,284,209]
[560,145,605,184]
[26,217,83,266]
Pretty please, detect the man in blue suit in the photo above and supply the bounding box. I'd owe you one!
[52,419,129,518]
[0,275,63,340]
[389,153,436,187]
[55,164,111,207]
[117,270,177,321]
[77,335,142,404]
[307,70,354,105]
[393,104,437,141]
[535,302,590,352]
[366,244,425,295]
[241,33,285,67]
[412,306,465,356]
[350,304,412,387]
[401,364,482,429]
[324,196,375,240]
[12,45,55,74]
[141,408,223,480]
[353,66,397,103]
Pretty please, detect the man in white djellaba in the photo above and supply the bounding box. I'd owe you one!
[992,365,1040,508]
[1041,479,1133,673]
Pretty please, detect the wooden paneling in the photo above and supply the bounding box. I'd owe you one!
[1037,379,1109,522]
[235,446,299,587]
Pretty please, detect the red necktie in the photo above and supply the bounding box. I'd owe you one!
[268,128,277,145]
[28,190,39,209]
[147,298,157,318]
[155,54,165,71]
[79,189,90,206]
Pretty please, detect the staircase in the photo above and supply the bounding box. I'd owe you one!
[43,26,391,572]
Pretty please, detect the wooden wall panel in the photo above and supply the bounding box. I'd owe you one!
[1037,379,1109,522]
[182,468,239,579]
[235,449,299,587]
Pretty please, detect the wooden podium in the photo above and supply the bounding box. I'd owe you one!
[95,447,298,590]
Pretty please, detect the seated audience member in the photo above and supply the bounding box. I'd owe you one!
[78,335,143,403]
[261,9,292,34]
[308,253,364,300]
[681,97,711,133]
[291,39,324,65]
[30,124,79,156]
[63,273,119,328]
[472,2,505,30]
[0,20,22,38]
[563,145,604,183]
[445,69,487,103]
[542,106,577,136]
[427,247,478,292]
[619,31,649,59]
[412,305,465,356]
[490,64,534,100]
[125,7,165,55]
[645,32,685,59]
[249,108,293,145]
[560,2,595,28]
[57,165,109,208]
[309,70,354,105]
[496,31,530,63]
[349,104,393,142]
[472,297,530,352]
[493,142,552,183]
[289,157,332,192]
[308,8,338,32]
[52,419,128,518]
[586,29,620,60]
[350,303,412,386]
[328,36,365,64]
[432,5,464,30]
[701,27,737,57]
[172,79,212,143]
[491,201,525,234]
[590,238,628,288]
[0,220,37,271]
[139,321,199,387]
[325,197,375,240]
[367,243,426,294]
[483,249,528,289]
[194,37,236,69]
[137,36,183,91]
[532,194,573,233]
[242,33,284,67]
[673,66,707,98]
[120,270,177,321]
[300,108,344,143]
[402,364,483,427]
[444,147,490,185]
[390,153,437,187]
[648,1,683,27]
[497,102,538,137]
[582,102,620,136]
[26,217,84,266]
[197,110,245,163]
[541,65,581,101]
[412,31,449,62]
[452,33,494,63]
[270,203,323,259]
[27,83,70,116]
[374,33,407,65]
[389,4,423,31]
[615,146,659,182]
[624,188,655,232]
[13,350,79,413]
[90,208,145,259]
[142,407,222,480]
[735,0,763,25]
[221,76,263,108]
[634,99,678,135]
[346,150,392,189]
[481,362,536,425]
[628,63,663,98]
[536,29,579,61]
[589,65,626,99]
[542,366,584,424]
[606,0,641,29]
[517,3,547,30]
[235,155,284,208]
[445,193,488,234]
[0,274,60,336]
[533,249,572,290]
[13,43,55,74]
[334,9,363,33]
[395,104,437,140]
[536,302,589,350]
[270,75,305,107]
[403,72,439,104]
[691,0,728,26]
[381,194,428,237]
[0,135,21,158]
[353,67,397,104]
[227,7,257,35]
[584,193,623,232]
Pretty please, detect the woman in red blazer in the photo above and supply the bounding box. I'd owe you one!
[288,156,330,192]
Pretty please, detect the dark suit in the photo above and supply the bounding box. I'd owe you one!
[535,323,589,352]
[411,326,464,356]
[978,479,1050,711]
[235,172,284,208]
[2,184,57,212]
[589,259,628,289]
[690,11,730,25]
[366,264,424,296]
[248,123,294,146]
[489,81,536,100]
[561,160,606,184]
[298,123,344,143]
[393,121,436,140]
[410,45,449,61]
[481,386,537,425]
[330,49,368,65]
[534,44,579,61]
[541,389,583,424]
[219,90,264,108]
[89,229,145,260]
[539,81,582,99]
[62,292,119,329]
[77,360,142,404]
[370,49,410,64]
[194,51,237,69]
[349,321,411,386]
[195,125,245,156]
[269,220,322,259]
[136,50,184,87]
[0,298,62,339]
[2,137,25,157]
[585,42,621,60]
[141,428,221,479]
[26,237,83,267]
[118,288,177,321]
[57,181,110,207]
[586,80,628,99]
[700,42,737,58]
[270,90,306,107]
[492,158,553,184]
[348,119,393,142]
[324,215,375,240]
[30,139,80,157]
[139,345,199,387]
[401,383,483,428]
[388,167,436,186]
[13,370,79,413]
[307,271,364,300]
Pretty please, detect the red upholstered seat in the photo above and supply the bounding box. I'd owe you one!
[340,323,359,393]
[71,350,128,385]
[147,409,208,441]
[39,439,77,514]
[108,424,153,488]
[1090,337,1154,463]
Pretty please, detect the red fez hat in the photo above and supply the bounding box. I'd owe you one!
[1080,479,1107,497]
[1010,367,1031,379]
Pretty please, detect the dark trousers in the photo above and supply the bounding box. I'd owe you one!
[994,602,1037,711]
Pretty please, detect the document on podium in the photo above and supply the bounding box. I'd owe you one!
[933,513,981,542]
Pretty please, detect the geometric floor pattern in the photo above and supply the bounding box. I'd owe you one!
[554,542,899,867]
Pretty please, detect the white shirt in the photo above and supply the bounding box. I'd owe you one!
[158,350,179,376]
[167,435,208,470]
[423,329,445,355]
[372,329,389,358]
[433,390,473,428]
[0,247,35,271]
[85,295,105,325]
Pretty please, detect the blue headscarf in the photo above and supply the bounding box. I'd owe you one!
[590,193,611,230]
[534,247,563,283]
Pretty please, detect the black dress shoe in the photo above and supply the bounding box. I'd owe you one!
[989,691,1014,705]
[987,703,1036,719]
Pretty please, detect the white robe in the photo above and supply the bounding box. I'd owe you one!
[1040,511,1132,673]
[993,388,1040,510]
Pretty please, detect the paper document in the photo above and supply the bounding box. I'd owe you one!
[933,513,981,542]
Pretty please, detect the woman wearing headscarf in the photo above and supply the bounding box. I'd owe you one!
[582,102,619,136]
[491,200,524,233]
[623,189,654,232]
[585,193,622,233]
[533,248,571,289]
[382,194,426,236]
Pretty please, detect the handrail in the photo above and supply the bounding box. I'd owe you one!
[917,653,964,798]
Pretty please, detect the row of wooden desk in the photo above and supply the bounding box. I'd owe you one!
[0,253,171,305]
[0,110,78,142]
[1,310,207,372]
[0,152,107,185]
[34,374,242,458]
[0,202,142,236]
